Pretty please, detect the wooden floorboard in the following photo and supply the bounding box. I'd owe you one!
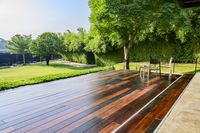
[84,79,170,133]
[0,72,137,121]
[0,70,192,133]
[115,74,192,133]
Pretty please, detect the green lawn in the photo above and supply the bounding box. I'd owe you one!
[114,62,200,74]
[0,61,198,90]
[0,64,82,82]
[0,63,112,90]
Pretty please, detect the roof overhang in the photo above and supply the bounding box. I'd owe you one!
[177,0,200,8]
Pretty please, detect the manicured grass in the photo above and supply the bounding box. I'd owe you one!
[1,61,198,90]
[114,62,200,74]
[0,66,9,69]
[0,63,113,90]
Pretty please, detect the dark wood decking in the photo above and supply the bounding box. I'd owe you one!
[116,74,193,133]
[0,70,192,133]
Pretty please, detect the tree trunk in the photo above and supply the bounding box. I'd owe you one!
[86,52,96,64]
[22,54,26,65]
[46,59,49,65]
[46,54,51,65]
[40,56,42,62]
[124,43,130,70]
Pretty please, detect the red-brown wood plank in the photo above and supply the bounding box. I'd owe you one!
[116,74,192,133]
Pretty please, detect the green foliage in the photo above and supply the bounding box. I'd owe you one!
[62,28,87,64]
[95,50,124,66]
[0,64,113,90]
[96,39,198,66]
[89,0,144,49]
[30,32,65,65]
[63,28,87,53]
[89,0,178,50]
[62,28,96,65]
[63,52,88,64]
[6,35,32,54]
[88,0,200,69]
[6,34,32,64]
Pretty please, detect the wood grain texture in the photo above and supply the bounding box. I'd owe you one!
[0,70,191,133]
[116,74,192,133]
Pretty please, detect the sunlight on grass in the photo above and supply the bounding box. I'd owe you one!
[114,62,200,74]
[0,64,77,82]
[0,61,199,90]
[0,63,112,90]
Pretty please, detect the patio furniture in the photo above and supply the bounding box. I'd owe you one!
[139,57,161,81]
[160,57,173,77]
[139,64,149,80]
[148,57,161,79]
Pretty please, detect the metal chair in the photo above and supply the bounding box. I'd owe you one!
[160,57,173,77]
[139,64,149,80]
[148,57,161,79]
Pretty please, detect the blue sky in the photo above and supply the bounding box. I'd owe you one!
[0,0,90,40]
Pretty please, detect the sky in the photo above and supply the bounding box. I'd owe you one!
[0,0,91,40]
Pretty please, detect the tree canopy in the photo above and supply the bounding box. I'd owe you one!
[88,0,199,69]
[30,32,65,65]
[6,34,32,64]
[63,28,87,53]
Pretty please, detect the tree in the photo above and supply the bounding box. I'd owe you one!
[6,34,32,64]
[30,32,65,65]
[88,0,193,69]
[89,0,147,69]
[63,28,87,53]
[63,28,96,64]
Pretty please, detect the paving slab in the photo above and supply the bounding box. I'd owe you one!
[56,60,97,68]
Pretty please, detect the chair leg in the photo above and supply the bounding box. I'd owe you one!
[148,68,150,80]
[169,67,172,78]
[159,68,161,78]
[141,71,143,79]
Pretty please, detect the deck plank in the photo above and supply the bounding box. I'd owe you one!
[0,70,190,133]
[116,74,192,133]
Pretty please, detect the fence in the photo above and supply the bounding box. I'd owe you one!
[0,53,40,66]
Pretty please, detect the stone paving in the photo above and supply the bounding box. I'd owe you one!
[56,60,97,68]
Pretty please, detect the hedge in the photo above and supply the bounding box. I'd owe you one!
[63,40,198,66]
[95,40,198,66]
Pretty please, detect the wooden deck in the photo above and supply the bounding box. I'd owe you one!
[0,70,192,133]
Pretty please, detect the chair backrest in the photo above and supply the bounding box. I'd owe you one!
[169,57,173,67]
[150,57,160,65]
